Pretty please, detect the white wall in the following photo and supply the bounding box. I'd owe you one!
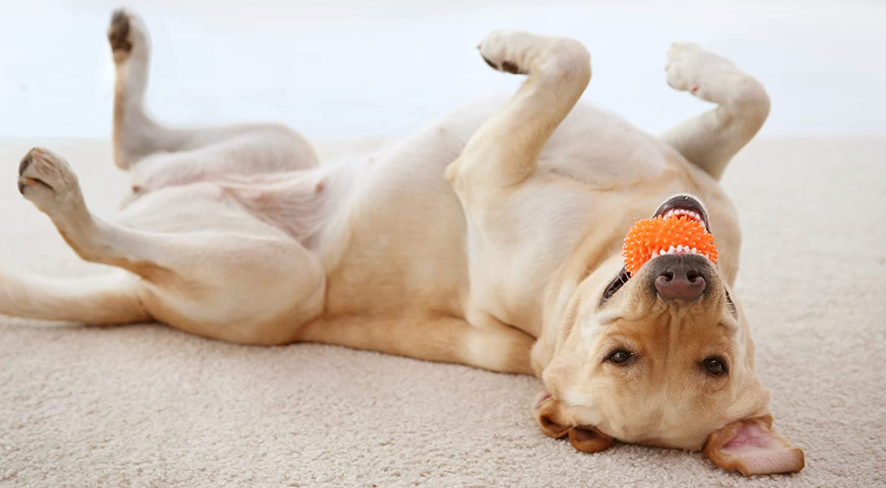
[1,0,884,139]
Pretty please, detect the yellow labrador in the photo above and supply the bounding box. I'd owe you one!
[3,9,803,476]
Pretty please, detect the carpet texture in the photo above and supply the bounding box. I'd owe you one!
[0,137,884,487]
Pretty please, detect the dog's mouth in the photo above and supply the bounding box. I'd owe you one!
[652,194,710,232]
[600,195,711,304]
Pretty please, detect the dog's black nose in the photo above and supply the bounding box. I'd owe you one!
[653,256,707,300]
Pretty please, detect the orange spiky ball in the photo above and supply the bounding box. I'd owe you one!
[623,216,718,276]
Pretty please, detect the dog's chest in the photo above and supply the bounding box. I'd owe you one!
[317,100,688,324]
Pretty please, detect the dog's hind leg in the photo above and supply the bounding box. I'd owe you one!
[13,148,325,344]
[661,44,770,181]
[108,8,183,169]
[126,135,314,199]
[108,9,317,171]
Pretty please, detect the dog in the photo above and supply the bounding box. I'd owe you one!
[2,9,804,476]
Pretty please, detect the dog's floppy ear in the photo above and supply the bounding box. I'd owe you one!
[533,391,614,453]
[567,425,614,453]
[703,415,804,476]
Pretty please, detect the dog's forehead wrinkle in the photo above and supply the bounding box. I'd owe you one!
[580,315,605,344]
[666,312,683,365]
[720,314,741,333]
[594,310,621,326]
[618,301,659,322]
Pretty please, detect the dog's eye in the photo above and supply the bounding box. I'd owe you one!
[607,350,633,364]
[703,357,727,376]
[724,289,738,316]
[600,267,631,305]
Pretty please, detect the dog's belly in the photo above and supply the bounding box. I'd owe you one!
[318,98,687,328]
[320,132,471,317]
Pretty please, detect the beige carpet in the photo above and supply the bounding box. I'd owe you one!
[1,137,884,487]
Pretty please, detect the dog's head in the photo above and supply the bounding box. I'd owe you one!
[533,194,804,476]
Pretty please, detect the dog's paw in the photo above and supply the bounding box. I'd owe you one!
[107,8,149,62]
[18,148,83,214]
[478,30,589,81]
[477,30,535,74]
[665,43,735,97]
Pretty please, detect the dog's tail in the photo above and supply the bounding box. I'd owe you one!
[0,269,150,325]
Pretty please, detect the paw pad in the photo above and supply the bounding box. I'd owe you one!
[108,10,133,53]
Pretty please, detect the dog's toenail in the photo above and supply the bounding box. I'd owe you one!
[501,61,520,74]
[482,56,498,70]
[111,10,127,26]
[17,180,25,194]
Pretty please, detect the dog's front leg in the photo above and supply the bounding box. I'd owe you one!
[661,44,770,180]
[442,31,593,342]
[445,30,591,195]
